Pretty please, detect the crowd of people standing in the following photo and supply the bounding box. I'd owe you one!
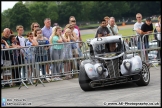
[1,14,161,87]
[1,16,83,86]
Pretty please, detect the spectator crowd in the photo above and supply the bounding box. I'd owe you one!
[1,14,161,87]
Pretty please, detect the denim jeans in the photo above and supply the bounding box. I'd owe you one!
[78,48,83,57]
[137,41,149,49]
[35,55,47,76]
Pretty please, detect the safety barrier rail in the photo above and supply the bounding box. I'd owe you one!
[1,41,88,89]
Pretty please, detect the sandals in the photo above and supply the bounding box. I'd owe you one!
[64,77,70,80]
[64,75,72,80]
[68,75,72,79]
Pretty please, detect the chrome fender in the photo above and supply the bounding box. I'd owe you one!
[84,63,108,80]
[121,56,142,75]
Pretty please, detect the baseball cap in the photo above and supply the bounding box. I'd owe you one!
[146,17,151,21]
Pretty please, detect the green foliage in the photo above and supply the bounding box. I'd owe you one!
[58,1,82,25]
[1,9,11,31]
[9,2,31,31]
[28,2,48,27]
[1,1,161,31]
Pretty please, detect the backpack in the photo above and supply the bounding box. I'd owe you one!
[16,36,20,46]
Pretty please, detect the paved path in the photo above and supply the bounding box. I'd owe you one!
[2,66,161,107]
[80,24,134,35]
[80,23,156,35]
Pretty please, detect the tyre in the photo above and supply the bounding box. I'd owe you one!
[135,61,150,86]
[79,65,93,91]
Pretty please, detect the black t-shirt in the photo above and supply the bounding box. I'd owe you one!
[95,27,110,38]
[139,23,153,42]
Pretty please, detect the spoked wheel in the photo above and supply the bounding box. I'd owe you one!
[135,61,150,86]
[79,65,93,91]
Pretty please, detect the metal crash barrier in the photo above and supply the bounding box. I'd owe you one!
[1,33,161,89]
[1,41,88,89]
[122,32,161,69]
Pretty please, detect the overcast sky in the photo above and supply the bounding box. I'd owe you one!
[1,1,25,13]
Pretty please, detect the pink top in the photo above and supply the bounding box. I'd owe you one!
[74,25,81,37]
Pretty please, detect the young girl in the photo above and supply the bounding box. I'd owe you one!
[10,35,21,86]
[62,28,73,79]
[25,32,38,84]
[35,30,50,82]
[50,26,67,81]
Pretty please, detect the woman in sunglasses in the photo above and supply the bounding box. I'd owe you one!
[31,22,40,35]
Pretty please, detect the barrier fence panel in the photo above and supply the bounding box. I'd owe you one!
[122,33,161,69]
[1,34,160,89]
[1,41,88,89]
[142,32,161,68]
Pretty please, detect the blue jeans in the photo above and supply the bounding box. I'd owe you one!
[137,42,149,49]
[51,49,64,75]
[78,48,83,57]
[35,55,47,76]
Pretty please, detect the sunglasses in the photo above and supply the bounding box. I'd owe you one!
[71,20,76,22]
[34,26,39,27]
[136,17,141,18]
[102,23,106,24]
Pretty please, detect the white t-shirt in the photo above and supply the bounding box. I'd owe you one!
[73,28,79,48]
[107,24,119,36]
[17,36,26,47]
[155,22,161,40]
[133,22,144,35]
[17,36,26,54]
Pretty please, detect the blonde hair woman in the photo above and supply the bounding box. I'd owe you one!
[62,28,73,79]
[50,26,67,80]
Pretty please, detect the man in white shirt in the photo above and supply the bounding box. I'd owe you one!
[16,25,26,47]
[133,13,144,48]
[107,17,119,36]
[16,25,27,81]
[134,13,144,36]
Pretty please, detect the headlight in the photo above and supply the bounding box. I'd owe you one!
[125,62,131,68]
[97,66,103,75]
[124,61,132,71]
[97,66,103,72]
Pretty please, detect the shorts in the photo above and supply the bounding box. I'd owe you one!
[72,49,79,56]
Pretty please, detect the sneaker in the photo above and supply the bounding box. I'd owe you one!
[51,77,58,81]
[57,77,63,81]
[46,78,51,82]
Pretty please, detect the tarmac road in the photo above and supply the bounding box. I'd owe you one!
[80,23,156,35]
[1,66,161,107]
[80,24,134,35]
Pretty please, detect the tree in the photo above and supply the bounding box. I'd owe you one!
[28,2,59,27]
[1,9,12,31]
[57,1,82,25]
[46,2,59,25]
[9,2,31,31]
[80,1,94,21]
